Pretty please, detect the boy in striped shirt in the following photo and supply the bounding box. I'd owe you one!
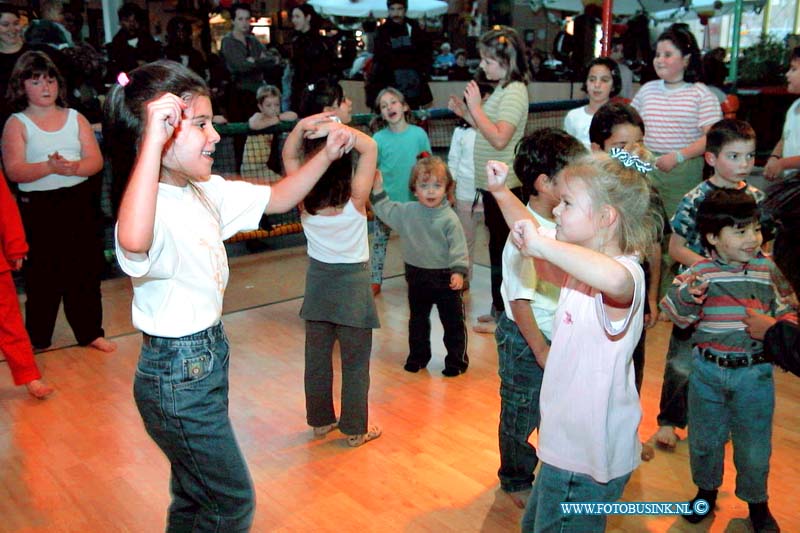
[660,188,795,532]
[654,119,765,450]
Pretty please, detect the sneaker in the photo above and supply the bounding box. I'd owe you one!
[371,283,381,296]
[749,502,780,532]
[347,424,382,447]
[312,421,338,438]
[403,361,425,373]
[683,488,717,524]
[442,367,466,377]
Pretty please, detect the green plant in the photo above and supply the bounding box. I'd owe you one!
[737,34,789,86]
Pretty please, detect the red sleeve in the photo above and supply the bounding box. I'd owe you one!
[0,170,28,264]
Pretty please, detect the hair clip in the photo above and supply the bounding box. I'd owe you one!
[417,151,431,160]
[117,72,130,87]
[307,83,315,92]
[609,147,653,173]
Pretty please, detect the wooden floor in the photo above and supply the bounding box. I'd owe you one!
[1,238,799,533]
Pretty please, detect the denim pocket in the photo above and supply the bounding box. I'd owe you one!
[174,348,216,390]
[134,369,166,432]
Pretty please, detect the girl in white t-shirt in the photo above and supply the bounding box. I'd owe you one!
[563,57,621,150]
[109,60,352,530]
[486,149,658,532]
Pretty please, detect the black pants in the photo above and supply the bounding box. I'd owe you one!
[480,186,523,315]
[405,264,468,372]
[17,180,105,347]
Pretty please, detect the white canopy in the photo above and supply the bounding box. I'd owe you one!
[536,0,686,16]
[307,0,449,19]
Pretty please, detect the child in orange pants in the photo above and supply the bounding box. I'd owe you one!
[0,171,53,398]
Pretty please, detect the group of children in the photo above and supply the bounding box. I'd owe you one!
[2,24,798,533]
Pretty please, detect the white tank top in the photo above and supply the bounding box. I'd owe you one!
[301,199,369,263]
[13,108,88,192]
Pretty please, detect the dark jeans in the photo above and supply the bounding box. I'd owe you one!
[134,324,255,532]
[304,320,372,435]
[17,180,105,348]
[657,324,694,428]
[495,313,545,493]
[405,265,468,372]
[480,187,523,315]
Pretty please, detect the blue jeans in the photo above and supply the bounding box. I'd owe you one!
[688,351,774,503]
[656,324,694,428]
[521,463,631,533]
[495,312,545,493]
[134,324,255,532]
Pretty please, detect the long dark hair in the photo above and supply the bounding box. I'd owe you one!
[296,77,353,214]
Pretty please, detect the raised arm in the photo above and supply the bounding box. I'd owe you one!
[486,160,538,229]
[348,128,377,212]
[267,127,354,213]
[281,112,338,174]
[512,219,635,305]
[117,93,187,253]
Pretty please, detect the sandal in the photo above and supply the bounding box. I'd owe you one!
[312,421,338,438]
[347,424,382,447]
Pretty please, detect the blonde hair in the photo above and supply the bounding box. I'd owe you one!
[370,87,414,131]
[561,148,660,256]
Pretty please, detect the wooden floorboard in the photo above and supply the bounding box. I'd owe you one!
[1,238,798,533]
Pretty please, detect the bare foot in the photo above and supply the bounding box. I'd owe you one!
[89,337,117,353]
[505,488,532,509]
[641,440,655,461]
[654,425,679,449]
[26,379,54,399]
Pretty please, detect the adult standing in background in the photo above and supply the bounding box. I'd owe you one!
[367,0,432,110]
[221,3,280,167]
[106,3,161,83]
[164,16,209,80]
[0,3,26,125]
[288,4,334,112]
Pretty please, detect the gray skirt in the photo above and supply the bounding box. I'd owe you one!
[300,257,380,329]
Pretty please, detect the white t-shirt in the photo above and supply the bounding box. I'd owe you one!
[782,98,800,160]
[536,252,644,483]
[448,126,478,203]
[500,206,564,340]
[301,199,369,263]
[563,106,594,150]
[116,175,271,338]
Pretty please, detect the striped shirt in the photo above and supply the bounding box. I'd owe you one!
[660,252,797,356]
[631,80,721,153]
[473,81,528,190]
